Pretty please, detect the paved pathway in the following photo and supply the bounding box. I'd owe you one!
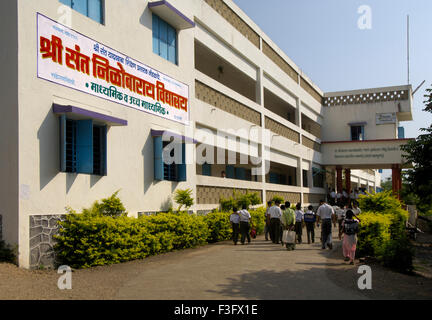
[1,228,432,300]
[116,230,366,300]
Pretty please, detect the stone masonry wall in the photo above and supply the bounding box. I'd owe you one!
[29,215,65,269]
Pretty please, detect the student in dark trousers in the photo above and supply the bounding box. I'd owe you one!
[239,204,251,245]
[294,203,304,244]
[268,200,282,244]
[303,205,317,244]
[264,201,272,241]
[229,207,240,245]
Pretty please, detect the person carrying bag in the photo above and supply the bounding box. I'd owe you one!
[281,201,296,251]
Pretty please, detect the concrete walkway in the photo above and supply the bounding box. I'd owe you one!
[2,228,431,300]
[116,230,367,300]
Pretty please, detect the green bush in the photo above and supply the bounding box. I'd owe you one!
[75,191,127,218]
[55,190,267,269]
[55,212,210,269]
[203,211,232,243]
[219,196,237,212]
[358,191,402,212]
[356,207,413,273]
[0,240,15,263]
[219,190,262,212]
[356,212,391,258]
[250,207,266,235]
[271,195,285,204]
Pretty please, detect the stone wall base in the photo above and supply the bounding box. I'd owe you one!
[29,215,65,269]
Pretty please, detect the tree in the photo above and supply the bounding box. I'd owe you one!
[380,177,392,192]
[174,189,194,212]
[400,84,432,214]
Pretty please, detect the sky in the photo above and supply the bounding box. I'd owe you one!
[233,0,432,180]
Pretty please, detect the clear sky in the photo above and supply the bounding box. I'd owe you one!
[233,0,432,139]
[233,0,432,181]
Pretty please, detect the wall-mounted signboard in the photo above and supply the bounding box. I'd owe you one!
[376,113,396,125]
[37,13,189,125]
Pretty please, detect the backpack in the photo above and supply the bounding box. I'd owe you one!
[344,220,359,235]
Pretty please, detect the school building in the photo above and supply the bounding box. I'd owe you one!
[0,0,413,268]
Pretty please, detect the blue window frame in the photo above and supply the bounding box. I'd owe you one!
[152,14,177,64]
[235,167,246,180]
[60,115,107,175]
[59,0,104,24]
[154,138,186,182]
[202,163,212,176]
[225,165,235,179]
[398,126,405,139]
[269,172,279,184]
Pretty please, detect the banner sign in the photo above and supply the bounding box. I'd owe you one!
[376,113,396,125]
[37,13,189,125]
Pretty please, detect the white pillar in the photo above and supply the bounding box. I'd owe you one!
[256,66,266,204]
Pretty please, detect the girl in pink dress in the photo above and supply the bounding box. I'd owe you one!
[342,210,360,265]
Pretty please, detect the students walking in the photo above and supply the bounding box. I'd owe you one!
[238,205,251,245]
[303,205,316,244]
[316,200,335,250]
[268,200,283,244]
[281,201,296,250]
[335,205,346,240]
[229,207,240,245]
[294,203,304,244]
[342,210,360,265]
[264,201,272,241]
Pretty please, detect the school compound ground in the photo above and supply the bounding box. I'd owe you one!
[1,229,431,300]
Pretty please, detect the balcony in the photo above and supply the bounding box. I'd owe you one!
[195,40,257,103]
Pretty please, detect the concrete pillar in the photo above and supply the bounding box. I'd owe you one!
[296,98,302,131]
[256,67,266,205]
[298,158,303,203]
[392,164,401,199]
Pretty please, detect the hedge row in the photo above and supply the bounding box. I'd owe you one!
[356,208,413,273]
[55,209,266,269]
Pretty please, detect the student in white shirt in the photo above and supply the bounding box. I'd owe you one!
[294,203,304,244]
[316,200,335,250]
[238,205,251,245]
[352,201,362,216]
[229,207,240,245]
[268,200,282,244]
[330,189,336,206]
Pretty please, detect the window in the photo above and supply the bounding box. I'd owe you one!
[269,172,287,185]
[303,170,308,187]
[59,0,104,24]
[398,126,405,139]
[153,137,186,182]
[59,115,107,175]
[152,14,177,64]
[351,125,365,141]
[235,167,246,180]
[312,167,324,188]
[202,163,212,176]
[225,165,235,179]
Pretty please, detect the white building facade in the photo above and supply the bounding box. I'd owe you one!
[0,0,412,269]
